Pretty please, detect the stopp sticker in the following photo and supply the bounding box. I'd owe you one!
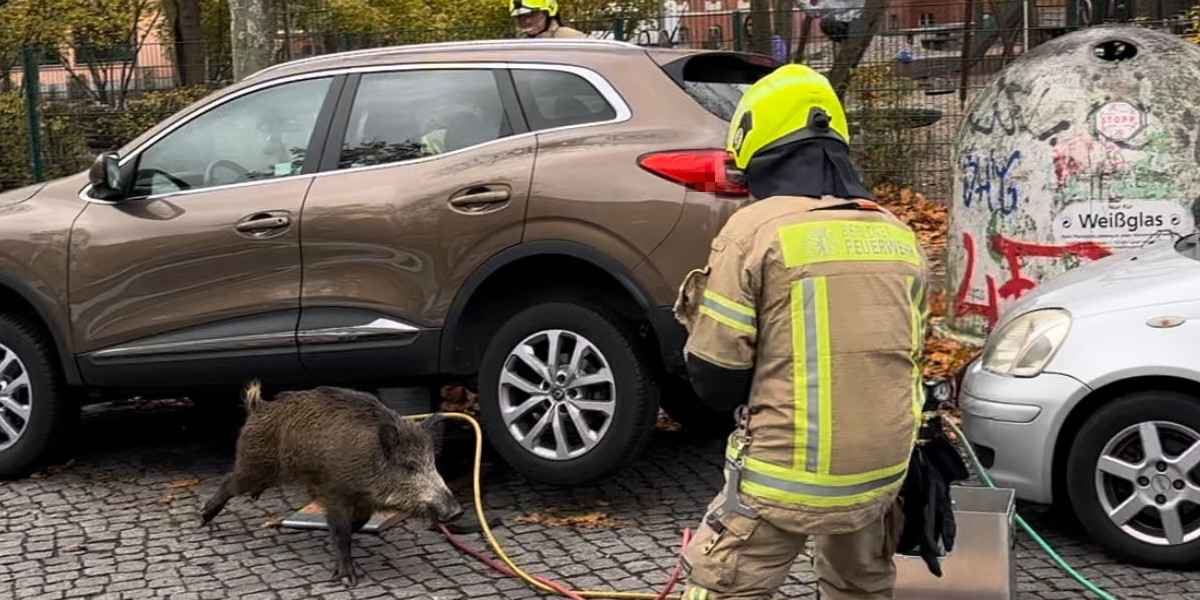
[1094,101,1145,142]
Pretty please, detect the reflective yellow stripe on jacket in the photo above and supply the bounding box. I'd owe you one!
[727,218,921,509]
[699,289,757,335]
[908,275,926,436]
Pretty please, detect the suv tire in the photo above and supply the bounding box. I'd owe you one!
[479,302,658,485]
[1066,390,1200,568]
[0,313,73,479]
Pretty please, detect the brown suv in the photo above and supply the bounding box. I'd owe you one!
[0,39,774,483]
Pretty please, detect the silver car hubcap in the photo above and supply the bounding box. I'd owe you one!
[498,329,615,460]
[0,343,32,451]
[1095,421,1200,546]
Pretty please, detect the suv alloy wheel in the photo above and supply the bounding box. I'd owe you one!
[478,302,658,484]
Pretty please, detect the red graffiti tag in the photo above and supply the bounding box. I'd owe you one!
[956,232,1113,328]
[955,232,1001,326]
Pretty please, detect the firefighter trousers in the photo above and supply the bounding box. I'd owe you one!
[680,492,904,600]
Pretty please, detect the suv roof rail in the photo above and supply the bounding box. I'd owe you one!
[250,38,644,79]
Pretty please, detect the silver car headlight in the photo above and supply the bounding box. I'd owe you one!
[982,309,1072,377]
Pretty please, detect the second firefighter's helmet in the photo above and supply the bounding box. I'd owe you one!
[510,0,559,17]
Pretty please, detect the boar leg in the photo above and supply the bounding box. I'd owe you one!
[200,474,238,525]
[324,503,358,586]
[200,466,276,526]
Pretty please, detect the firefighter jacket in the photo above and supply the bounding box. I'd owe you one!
[537,23,588,38]
[675,194,930,533]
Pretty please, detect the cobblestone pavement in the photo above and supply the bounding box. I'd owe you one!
[1,398,1197,600]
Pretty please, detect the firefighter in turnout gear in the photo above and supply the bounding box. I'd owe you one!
[510,0,588,38]
[673,64,930,599]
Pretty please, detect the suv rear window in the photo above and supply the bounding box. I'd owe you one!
[659,54,777,121]
[512,69,617,131]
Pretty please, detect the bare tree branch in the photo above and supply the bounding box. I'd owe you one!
[827,0,889,99]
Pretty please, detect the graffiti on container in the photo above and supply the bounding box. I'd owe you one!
[964,79,1071,141]
[955,231,1113,327]
[961,150,1024,215]
[1052,135,1127,190]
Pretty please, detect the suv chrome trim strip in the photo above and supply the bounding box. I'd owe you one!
[90,318,421,359]
[79,62,631,204]
[90,331,297,359]
[298,317,420,345]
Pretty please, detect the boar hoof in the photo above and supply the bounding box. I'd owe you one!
[331,561,358,586]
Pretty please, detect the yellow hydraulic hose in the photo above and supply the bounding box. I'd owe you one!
[407,412,685,600]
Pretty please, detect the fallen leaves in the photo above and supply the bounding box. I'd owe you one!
[655,409,682,432]
[439,384,480,416]
[168,478,200,489]
[513,511,622,529]
[923,328,979,380]
[873,184,948,254]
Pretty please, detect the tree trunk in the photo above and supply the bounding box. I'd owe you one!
[793,14,814,62]
[750,0,773,55]
[229,0,274,81]
[962,0,1022,71]
[827,0,890,99]
[166,0,207,86]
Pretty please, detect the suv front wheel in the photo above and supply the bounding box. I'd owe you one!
[0,314,73,479]
[478,302,658,485]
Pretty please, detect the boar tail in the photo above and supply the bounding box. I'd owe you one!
[243,379,264,414]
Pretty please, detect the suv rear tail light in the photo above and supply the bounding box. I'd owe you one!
[638,150,748,197]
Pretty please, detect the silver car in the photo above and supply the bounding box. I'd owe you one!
[962,234,1200,568]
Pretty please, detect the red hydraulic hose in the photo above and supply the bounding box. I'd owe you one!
[437,524,692,600]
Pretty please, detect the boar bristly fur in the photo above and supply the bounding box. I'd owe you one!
[200,381,462,585]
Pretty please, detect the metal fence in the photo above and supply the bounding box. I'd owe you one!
[2,2,1197,193]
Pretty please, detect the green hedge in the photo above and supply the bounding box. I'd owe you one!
[0,86,213,192]
[0,93,33,191]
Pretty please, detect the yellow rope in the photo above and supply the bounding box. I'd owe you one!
[406,412,684,600]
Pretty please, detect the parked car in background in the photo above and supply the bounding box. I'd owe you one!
[962,231,1200,568]
[0,39,778,483]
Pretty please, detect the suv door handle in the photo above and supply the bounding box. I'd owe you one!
[236,211,292,236]
[449,186,511,213]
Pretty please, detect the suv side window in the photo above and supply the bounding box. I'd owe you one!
[512,69,616,131]
[339,70,513,169]
[131,77,332,198]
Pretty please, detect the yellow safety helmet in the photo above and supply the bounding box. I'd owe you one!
[726,64,850,170]
[510,0,558,17]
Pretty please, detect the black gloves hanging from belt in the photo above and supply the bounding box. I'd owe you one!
[896,412,970,577]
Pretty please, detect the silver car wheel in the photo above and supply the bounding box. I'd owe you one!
[1095,421,1200,546]
[498,329,616,461]
[0,343,33,452]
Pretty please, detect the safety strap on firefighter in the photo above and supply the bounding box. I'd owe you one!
[703,404,758,555]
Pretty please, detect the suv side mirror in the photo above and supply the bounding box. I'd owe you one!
[88,152,127,201]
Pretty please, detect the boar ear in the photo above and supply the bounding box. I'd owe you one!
[378,422,402,458]
[422,414,447,455]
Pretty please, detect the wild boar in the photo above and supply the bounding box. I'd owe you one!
[200,381,463,585]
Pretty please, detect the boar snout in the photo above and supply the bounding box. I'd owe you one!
[387,470,462,522]
[437,492,464,523]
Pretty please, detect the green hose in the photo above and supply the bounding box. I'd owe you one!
[946,419,1118,600]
